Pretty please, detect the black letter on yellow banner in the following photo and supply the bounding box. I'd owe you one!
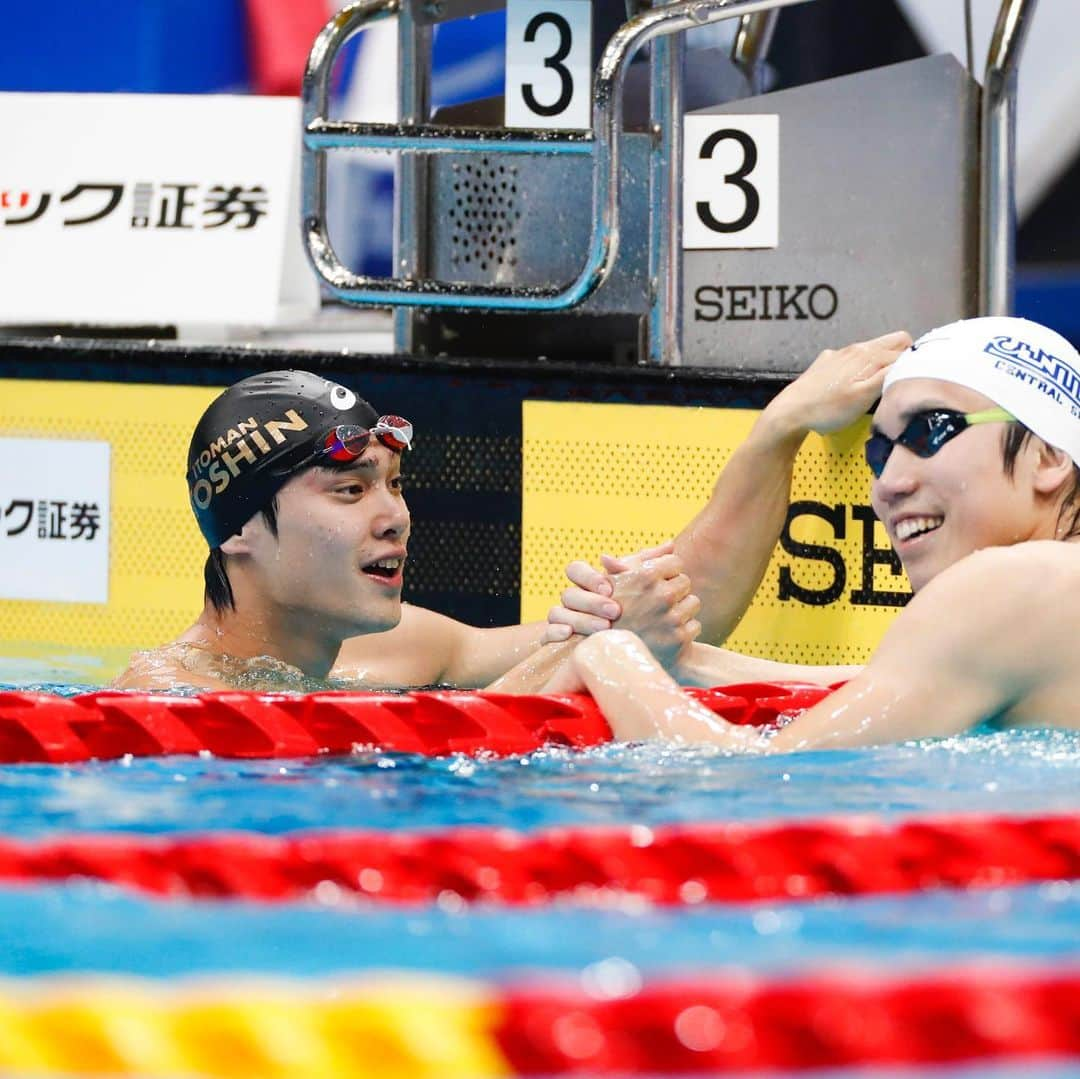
[778,501,846,606]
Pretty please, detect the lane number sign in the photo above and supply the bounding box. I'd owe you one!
[683,114,779,249]
[506,0,592,130]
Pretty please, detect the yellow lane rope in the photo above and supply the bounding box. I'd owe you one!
[0,977,508,1079]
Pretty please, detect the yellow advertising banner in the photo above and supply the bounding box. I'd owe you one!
[521,400,910,666]
[0,378,218,659]
[0,381,909,673]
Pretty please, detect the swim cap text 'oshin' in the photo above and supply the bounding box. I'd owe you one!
[187,371,382,547]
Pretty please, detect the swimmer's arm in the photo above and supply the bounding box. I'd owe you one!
[674,642,860,688]
[660,558,1014,750]
[486,638,580,693]
[494,628,862,698]
[550,421,809,647]
[765,551,1029,751]
[575,614,985,755]
[437,618,551,688]
[581,551,1027,750]
[672,333,909,645]
[333,604,546,688]
[570,631,768,750]
[671,409,806,645]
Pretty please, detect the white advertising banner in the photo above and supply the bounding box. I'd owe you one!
[0,92,318,326]
[0,438,110,603]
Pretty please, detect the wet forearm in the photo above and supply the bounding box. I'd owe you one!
[442,621,547,688]
[484,636,579,694]
[674,408,807,644]
[674,641,860,688]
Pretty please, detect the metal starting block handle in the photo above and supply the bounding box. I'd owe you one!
[301,0,812,312]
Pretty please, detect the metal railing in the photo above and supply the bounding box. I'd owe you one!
[301,0,812,313]
[980,0,1038,316]
[302,0,1038,328]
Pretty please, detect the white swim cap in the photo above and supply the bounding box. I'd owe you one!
[883,316,1080,465]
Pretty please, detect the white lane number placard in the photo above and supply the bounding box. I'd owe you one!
[683,114,779,249]
[506,0,591,130]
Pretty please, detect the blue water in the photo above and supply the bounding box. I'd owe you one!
[0,729,1076,838]
[2,675,1079,1078]
[2,881,1077,979]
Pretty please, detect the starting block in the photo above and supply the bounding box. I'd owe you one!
[301,0,1036,369]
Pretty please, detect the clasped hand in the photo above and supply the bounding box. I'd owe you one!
[545,540,701,668]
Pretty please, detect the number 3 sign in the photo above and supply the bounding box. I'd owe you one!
[506,0,592,130]
[683,114,779,249]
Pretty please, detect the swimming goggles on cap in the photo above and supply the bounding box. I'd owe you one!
[319,416,414,461]
[865,407,1013,478]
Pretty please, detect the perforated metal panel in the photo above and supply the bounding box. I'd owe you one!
[447,159,522,276]
[427,136,651,309]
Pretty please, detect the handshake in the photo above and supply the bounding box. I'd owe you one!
[543,540,702,668]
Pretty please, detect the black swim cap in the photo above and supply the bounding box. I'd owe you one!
[187,370,381,548]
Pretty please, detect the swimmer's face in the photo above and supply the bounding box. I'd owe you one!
[870,378,1045,592]
[240,443,409,637]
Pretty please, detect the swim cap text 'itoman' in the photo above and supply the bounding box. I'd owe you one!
[187,370,382,548]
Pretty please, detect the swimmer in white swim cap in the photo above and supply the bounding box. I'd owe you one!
[869,316,1080,591]
[515,317,1080,746]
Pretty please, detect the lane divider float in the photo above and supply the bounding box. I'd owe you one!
[0,966,1075,1077]
[1,813,1075,906]
[0,683,832,762]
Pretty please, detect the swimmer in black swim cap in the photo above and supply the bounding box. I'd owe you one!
[114,370,416,690]
[187,370,412,550]
[189,370,413,625]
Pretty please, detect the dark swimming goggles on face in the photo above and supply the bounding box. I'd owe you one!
[864,407,1013,478]
[318,416,414,461]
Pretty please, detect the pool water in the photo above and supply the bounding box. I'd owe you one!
[2,672,1079,1077]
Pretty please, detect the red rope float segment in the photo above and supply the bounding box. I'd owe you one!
[0,682,833,762]
[2,966,1076,1074]
[0,813,1074,905]
[495,967,1080,1072]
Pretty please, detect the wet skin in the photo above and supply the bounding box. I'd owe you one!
[113,446,410,689]
[869,379,1055,593]
[552,376,1080,747]
[232,446,410,645]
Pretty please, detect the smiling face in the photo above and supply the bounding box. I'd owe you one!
[240,444,410,638]
[869,378,1046,592]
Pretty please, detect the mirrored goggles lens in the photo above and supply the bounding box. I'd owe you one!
[864,411,965,478]
[372,415,413,451]
[864,408,1012,478]
[319,417,413,462]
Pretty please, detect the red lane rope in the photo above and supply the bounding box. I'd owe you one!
[0,682,832,762]
[496,967,1080,1072]
[1,813,1074,905]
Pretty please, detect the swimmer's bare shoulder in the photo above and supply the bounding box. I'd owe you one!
[884,541,1080,689]
[771,540,1080,749]
[332,604,463,686]
[110,641,232,692]
[934,540,1080,730]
